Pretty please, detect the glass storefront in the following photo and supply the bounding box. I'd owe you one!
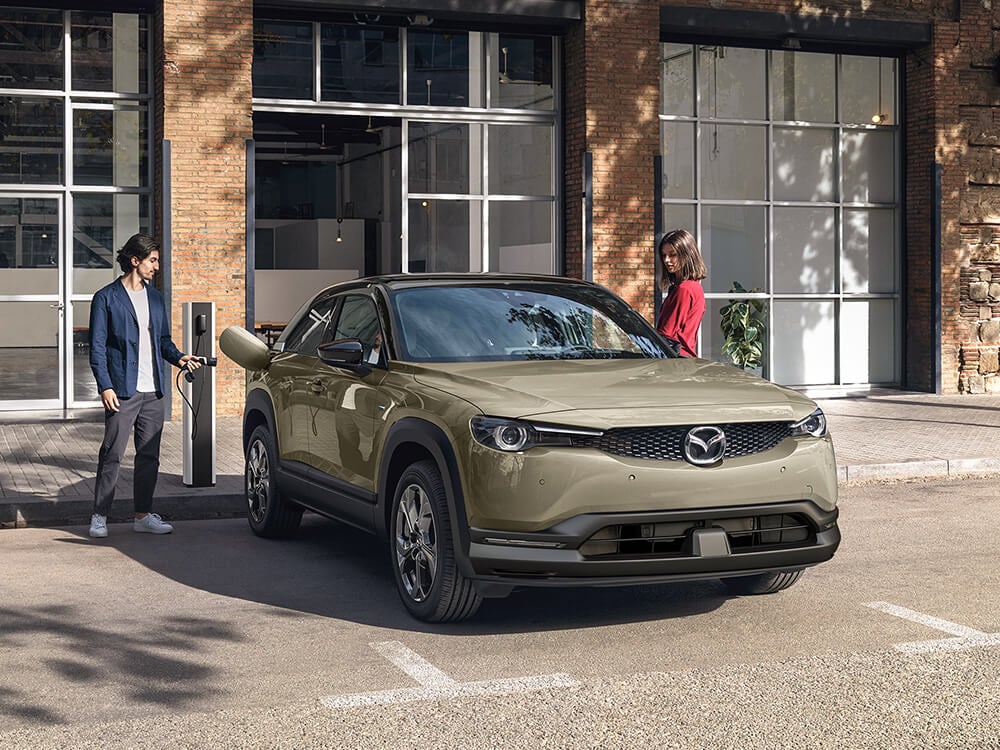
[0,9,152,410]
[251,19,559,328]
[660,44,900,388]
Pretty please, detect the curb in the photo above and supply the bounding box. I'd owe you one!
[840,457,1000,485]
[4,457,1000,529]
[0,493,246,529]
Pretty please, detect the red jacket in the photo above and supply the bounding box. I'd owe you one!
[655,279,705,357]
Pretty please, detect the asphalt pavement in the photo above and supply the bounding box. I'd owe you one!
[2,390,1000,529]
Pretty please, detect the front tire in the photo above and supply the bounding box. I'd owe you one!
[390,460,481,623]
[245,424,302,538]
[722,569,804,595]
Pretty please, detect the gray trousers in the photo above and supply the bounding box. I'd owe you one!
[93,391,165,516]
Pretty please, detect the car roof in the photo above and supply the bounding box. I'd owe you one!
[322,273,603,294]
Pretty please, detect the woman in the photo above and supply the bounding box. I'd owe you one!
[655,228,707,357]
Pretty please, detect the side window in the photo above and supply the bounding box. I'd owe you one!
[330,295,383,365]
[281,294,338,355]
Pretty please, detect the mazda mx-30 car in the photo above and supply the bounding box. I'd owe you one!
[220,274,839,622]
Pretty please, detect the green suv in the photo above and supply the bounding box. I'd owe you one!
[220,274,839,622]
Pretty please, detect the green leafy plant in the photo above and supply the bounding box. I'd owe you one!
[719,281,766,371]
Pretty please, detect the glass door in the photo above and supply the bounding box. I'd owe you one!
[0,194,66,411]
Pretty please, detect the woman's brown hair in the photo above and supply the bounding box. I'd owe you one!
[658,228,707,290]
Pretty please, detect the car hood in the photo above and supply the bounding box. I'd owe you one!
[408,358,818,428]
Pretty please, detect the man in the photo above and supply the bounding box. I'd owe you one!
[88,233,201,538]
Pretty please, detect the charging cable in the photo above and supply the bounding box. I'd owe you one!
[176,332,217,442]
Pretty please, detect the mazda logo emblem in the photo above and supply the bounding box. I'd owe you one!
[683,426,726,465]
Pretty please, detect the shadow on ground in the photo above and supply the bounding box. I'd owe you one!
[0,603,242,725]
[58,515,731,636]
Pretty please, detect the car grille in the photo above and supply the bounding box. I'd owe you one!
[571,421,793,461]
[579,513,815,558]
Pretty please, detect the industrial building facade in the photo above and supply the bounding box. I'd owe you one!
[0,0,994,417]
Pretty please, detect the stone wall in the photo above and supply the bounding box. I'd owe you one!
[960,261,1000,392]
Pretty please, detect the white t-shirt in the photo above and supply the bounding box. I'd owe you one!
[125,283,157,393]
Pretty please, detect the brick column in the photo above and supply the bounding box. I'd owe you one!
[156,0,252,417]
[564,0,660,319]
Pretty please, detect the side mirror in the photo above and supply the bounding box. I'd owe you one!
[219,325,272,371]
[317,338,365,368]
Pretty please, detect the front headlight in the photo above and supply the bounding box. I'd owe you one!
[470,416,603,453]
[790,407,827,438]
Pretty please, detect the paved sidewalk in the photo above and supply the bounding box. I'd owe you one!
[2,392,1000,529]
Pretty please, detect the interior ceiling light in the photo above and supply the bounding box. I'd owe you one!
[365,116,378,134]
[871,59,888,125]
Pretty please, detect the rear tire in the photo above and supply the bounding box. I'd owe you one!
[245,424,302,538]
[722,569,804,595]
[390,460,482,623]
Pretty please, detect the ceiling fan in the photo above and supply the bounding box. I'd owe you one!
[498,47,543,85]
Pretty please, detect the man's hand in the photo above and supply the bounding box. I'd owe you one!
[179,354,203,373]
[101,388,120,412]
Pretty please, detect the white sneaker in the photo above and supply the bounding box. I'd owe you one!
[89,514,108,538]
[133,513,173,534]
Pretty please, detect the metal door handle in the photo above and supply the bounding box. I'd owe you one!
[49,303,64,310]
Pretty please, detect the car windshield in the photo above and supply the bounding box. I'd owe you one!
[389,283,675,362]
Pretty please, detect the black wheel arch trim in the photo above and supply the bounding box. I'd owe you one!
[377,417,475,578]
[243,387,279,456]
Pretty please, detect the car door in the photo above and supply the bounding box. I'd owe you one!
[309,293,388,495]
[267,292,338,465]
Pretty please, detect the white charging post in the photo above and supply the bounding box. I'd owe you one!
[182,301,216,487]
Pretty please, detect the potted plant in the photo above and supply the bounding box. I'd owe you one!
[719,281,766,373]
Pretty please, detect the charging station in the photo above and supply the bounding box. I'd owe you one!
[182,301,216,487]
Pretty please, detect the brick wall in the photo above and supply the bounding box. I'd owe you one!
[156,0,252,417]
[564,0,661,320]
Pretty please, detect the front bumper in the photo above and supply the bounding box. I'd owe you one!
[465,500,839,588]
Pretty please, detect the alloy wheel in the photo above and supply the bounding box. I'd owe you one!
[246,438,270,524]
[394,482,438,602]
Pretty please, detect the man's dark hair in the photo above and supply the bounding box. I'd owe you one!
[116,233,160,274]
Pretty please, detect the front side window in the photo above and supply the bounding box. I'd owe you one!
[331,295,383,364]
[282,294,337,355]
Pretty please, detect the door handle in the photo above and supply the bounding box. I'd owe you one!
[49,303,64,310]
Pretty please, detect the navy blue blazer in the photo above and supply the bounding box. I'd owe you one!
[89,278,184,399]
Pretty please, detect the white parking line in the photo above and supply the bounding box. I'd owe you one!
[865,601,1000,654]
[320,641,578,709]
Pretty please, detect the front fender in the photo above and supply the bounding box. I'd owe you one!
[377,417,474,579]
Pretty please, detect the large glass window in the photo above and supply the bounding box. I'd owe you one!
[0,9,64,90]
[252,21,559,287]
[71,12,148,94]
[321,25,400,104]
[407,29,471,107]
[253,21,313,99]
[661,45,900,388]
[0,96,64,183]
[0,8,153,412]
[490,34,554,110]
